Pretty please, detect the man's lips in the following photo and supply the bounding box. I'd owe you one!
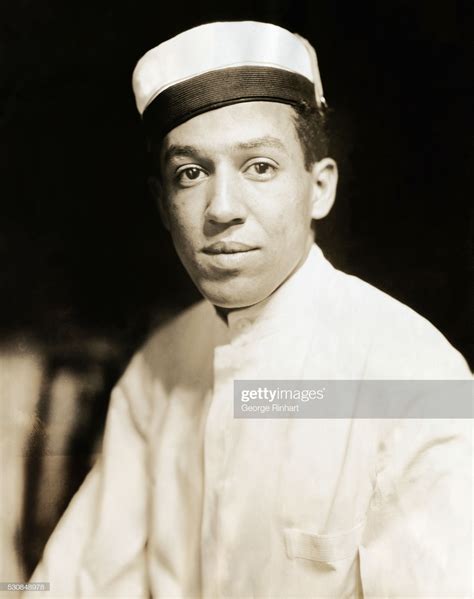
[202,241,258,255]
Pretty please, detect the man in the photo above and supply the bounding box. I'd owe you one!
[27,21,471,598]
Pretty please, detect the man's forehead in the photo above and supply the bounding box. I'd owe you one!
[161,101,297,159]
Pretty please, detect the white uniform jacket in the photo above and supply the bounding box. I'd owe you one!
[27,244,472,598]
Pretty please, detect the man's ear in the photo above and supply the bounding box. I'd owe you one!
[148,175,170,231]
[310,157,338,220]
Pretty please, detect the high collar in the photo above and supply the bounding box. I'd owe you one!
[209,243,335,346]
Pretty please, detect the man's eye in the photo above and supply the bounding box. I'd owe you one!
[176,166,207,186]
[245,161,277,180]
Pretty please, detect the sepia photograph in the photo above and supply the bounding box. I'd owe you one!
[1,1,472,597]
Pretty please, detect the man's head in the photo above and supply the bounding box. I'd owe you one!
[133,22,338,309]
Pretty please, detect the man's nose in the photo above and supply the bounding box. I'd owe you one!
[205,167,247,226]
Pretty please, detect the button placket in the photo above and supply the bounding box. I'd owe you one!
[201,342,239,597]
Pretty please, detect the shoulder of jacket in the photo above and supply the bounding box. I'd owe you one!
[143,298,212,358]
[127,297,211,371]
[111,300,212,431]
[330,269,470,378]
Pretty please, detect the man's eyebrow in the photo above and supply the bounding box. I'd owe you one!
[163,144,201,163]
[234,136,287,152]
[163,136,287,163]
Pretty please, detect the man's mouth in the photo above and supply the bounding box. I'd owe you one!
[202,241,258,255]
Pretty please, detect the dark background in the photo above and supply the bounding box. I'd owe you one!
[1,0,473,576]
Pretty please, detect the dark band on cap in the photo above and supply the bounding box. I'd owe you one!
[142,66,317,139]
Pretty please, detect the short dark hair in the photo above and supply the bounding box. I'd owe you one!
[291,102,329,170]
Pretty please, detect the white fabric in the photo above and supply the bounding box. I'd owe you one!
[27,244,472,597]
[132,21,316,114]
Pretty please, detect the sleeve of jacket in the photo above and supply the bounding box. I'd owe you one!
[355,288,472,595]
[25,351,151,598]
[359,412,472,598]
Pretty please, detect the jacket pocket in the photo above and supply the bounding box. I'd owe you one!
[284,518,366,563]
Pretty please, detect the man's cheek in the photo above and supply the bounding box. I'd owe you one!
[266,204,302,237]
[168,204,197,237]
[171,227,195,254]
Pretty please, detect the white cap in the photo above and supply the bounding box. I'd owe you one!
[132,21,326,136]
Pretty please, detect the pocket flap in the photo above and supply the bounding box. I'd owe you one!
[284,519,366,562]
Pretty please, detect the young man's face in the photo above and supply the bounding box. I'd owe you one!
[158,101,336,309]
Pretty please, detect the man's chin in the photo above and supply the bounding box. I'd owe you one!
[198,281,272,311]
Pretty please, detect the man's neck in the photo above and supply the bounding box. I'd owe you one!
[213,241,314,326]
